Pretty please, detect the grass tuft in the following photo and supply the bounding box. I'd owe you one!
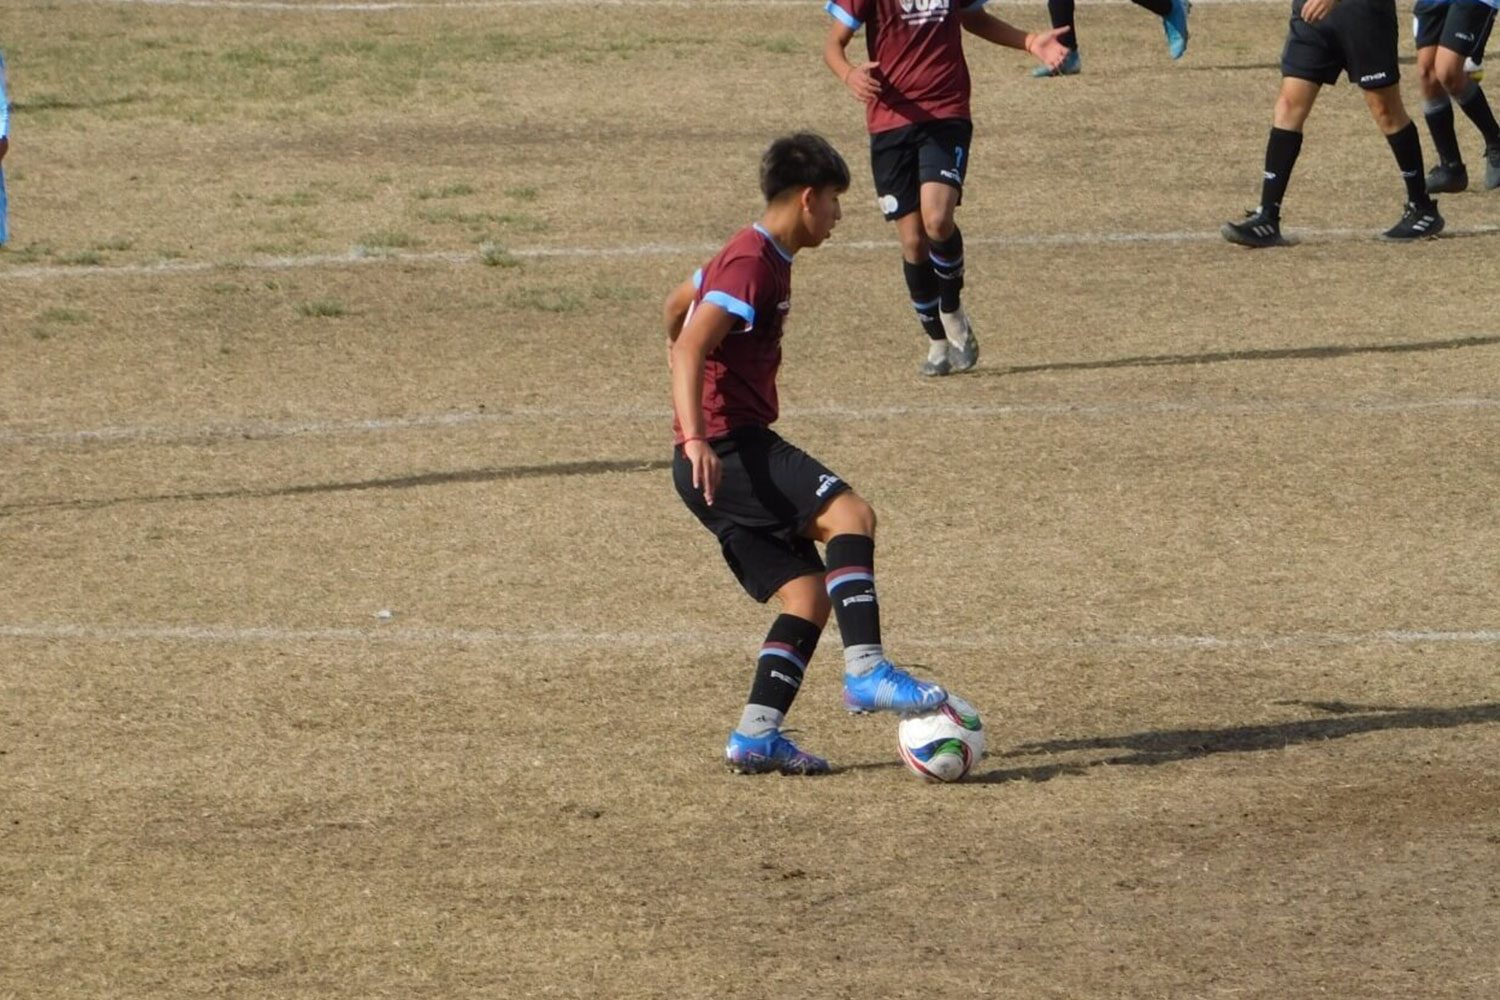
[295,300,347,318]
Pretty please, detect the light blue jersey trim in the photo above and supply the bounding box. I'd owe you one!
[825,1,862,31]
[703,290,756,327]
[752,223,794,263]
[692,267,704,290]
[0,49,10,139]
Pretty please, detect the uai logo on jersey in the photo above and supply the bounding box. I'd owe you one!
[899,0,950,25]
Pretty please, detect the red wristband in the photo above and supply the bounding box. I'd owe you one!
[682,435,707,444]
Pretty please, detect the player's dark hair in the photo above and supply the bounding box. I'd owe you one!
[760,132,850,202]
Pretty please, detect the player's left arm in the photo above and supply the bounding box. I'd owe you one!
[662,271,701,370]
[959,6,1071,71]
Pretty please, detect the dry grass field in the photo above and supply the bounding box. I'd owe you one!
[3,1,1499,997]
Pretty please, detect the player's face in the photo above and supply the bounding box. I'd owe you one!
[802,186,843,246]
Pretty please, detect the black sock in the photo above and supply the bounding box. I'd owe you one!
[1046,0,1078,51]
[1386,121,1432,205]
[928,228,965,314]
[1457,81,1500,146]
[1259,126,1303,220]
[824,534,884,674]
[1424,96,1464,166]
[903,258,945,341]
[739,614,822,734]
[1132,0,1172,17]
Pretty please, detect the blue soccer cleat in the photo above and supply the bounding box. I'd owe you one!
[1032,49,1081,78]
[725,729,830,775]
[1164,0,1191,60]
[843,660,948,715]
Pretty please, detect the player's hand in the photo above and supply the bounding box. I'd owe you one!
[843,62,881,102]
[1025,27,1073,71]
[1300,0,1335,22]
[684,439,722,506]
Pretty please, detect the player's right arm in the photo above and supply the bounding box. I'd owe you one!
[662,274,697,369]
[823,4,881,102]
[669,299,735,505]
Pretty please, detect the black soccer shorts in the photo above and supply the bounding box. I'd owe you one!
[1414,0,1498,56]
[1282,0,1402,89]
[673,426,852,603]
[868,118,975,222]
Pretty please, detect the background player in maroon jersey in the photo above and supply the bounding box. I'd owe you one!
[823,0,1070,376]
[665,133,948,775]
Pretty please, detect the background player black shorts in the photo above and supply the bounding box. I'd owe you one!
[1414,0,1497,56]
[869,118,975,221]
[673,426,852,603]
[1282,0,1401,89]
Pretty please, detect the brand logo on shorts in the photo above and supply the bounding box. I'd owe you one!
[1360,72,1389,84]
[815,473,843,498]
[1457,32,1476,42]
[878,194,900,216]
[939,168,962,184]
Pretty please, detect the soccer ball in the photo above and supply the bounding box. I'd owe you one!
[896,693,985,782]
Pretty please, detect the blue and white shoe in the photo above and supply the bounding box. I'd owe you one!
[1164,0,1191,60]
[725,729,830,775]
[1032,49,1081,78]
[843,660,948,715]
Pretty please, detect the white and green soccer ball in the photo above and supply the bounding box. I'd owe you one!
[896,693,985,782]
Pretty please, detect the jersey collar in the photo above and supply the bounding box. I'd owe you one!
[752,223,795,264]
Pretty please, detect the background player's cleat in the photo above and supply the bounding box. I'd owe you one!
[1380,201,1444,241]
[1221,208,1286,248]
[1425,161,1468,194]
[1164,0,1191,60]
[1485,144,1500,190]
[843,660,948,715]
[921,340,953,377]
[940,309,979,372]
[1032,49,1081,78]
[1466,56,1484,83]
[725,729,830,775]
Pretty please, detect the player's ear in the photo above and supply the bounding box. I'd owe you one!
[799,185,815,214]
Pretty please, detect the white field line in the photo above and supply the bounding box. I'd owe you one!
[3,622,1499,651]
[9,225,1500,284]
[3,396,1499,448]
[74,0,1285,11]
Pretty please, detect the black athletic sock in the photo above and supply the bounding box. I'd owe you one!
[928,228,964,314]
[1046,0,1078,51]
[1423,96,1464,165]
[824,534,884,675]
[903,258,945,341]
[1132,0,1173,17]
[738,614,822,736]
[1386,121,1433,205]
[1259,126,1303,220]
[1457,81,1500,146]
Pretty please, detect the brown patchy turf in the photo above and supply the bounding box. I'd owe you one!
[3,2,1500,999]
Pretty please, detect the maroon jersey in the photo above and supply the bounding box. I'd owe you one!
[826,0,987,134]
[673,224,794,444]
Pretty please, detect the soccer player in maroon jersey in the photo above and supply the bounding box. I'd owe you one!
[823,0,1070,376]
[665,133,948,775]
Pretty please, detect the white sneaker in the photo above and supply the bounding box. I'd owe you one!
[921,339,952,377]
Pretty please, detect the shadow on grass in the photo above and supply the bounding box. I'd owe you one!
[974,333,1500,378]
[0,458,673,517]
[968,700,1500,784]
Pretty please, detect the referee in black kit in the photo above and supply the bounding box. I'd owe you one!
[1222,0,1446,247]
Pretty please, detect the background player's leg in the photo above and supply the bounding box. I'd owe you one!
[919,181,975,372]
[1034,0,1081,77]
[896,211,948,377]
[1435,45,1500,189]
[1223,77,1318,247]
[1419,44,1469,193]
[1364,84,1446,240]
[725,575,831,775]
[806,493,946,714]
